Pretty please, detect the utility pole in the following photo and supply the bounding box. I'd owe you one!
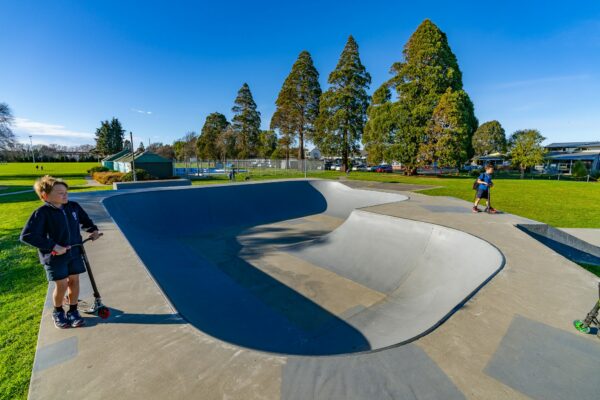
[29,135,36,164]
[129,131,137,181]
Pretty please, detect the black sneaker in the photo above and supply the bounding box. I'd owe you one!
[52,310,70,329]
[66,310,85,328]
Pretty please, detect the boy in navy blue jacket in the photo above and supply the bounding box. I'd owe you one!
[21,176,100,328]
[472,164,497,214]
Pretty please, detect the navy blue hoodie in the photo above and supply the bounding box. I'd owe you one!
[20,201,98,264]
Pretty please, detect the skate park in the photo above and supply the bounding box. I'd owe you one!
[28,179,599,400]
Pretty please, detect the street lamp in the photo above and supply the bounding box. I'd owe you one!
[29,135,36,164]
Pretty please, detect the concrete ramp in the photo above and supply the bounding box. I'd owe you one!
[287,210,505,350]
[102,180,503,355]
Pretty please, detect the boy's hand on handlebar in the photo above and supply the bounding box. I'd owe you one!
[52,244,68,255]
[88,231,101,241]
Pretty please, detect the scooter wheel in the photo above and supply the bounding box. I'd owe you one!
[98,307,110,319]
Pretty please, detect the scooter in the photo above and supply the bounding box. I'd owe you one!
[573,282,600,338]
[53,234,110,319]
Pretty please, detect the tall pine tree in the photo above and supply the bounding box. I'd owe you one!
[315,36,371,171]
[389,19,475,172]
[232,83,261,158]
[94,118,124,156]
[271,51,321,160]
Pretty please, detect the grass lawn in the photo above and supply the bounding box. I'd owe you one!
[1,163,599,398]
[342,172,600,228]
[0,162,101,194]
[0,163,106,400]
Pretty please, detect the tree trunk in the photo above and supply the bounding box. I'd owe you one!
[520,166,525,179]
[298,127,305,160]
[342,130,348,172]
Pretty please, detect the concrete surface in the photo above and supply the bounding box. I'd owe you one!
[560,228,600,247]
[28,179,600,400]
[112,178,191,190]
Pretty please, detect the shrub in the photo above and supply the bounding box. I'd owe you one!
[121,168,154,182]
[92,171,125,184]
[571,161,588,178]
[88,166,110,174]
[469,169,481,177]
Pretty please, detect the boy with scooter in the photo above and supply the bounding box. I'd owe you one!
[20,175,100,328]
[473,164,497,213]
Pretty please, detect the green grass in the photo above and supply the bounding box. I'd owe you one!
[0,162,101,194]
[0,163,108,400]
[342,172,600,228]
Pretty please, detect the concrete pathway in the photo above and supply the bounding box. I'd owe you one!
[28,180,600,400]
[560,228,600,247]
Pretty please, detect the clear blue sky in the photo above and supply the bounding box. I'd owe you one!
[1,1,599,148]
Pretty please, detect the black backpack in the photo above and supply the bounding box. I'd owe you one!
[472,179,479,190]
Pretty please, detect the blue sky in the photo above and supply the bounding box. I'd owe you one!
[1,1,599,148]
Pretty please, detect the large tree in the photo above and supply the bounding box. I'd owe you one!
[420,88,478,168]
[0,102,16,151]
[315,35,371,171]
[94,118,125,156]
[148,142,175,159]
[363,84,395,165]
[271,51,321,161]
[197,112,229,163]
[472,120,507,156]
[509,129,546,178]
[216,125,238,162]
[388,19,472,172]
[232,83,261,158]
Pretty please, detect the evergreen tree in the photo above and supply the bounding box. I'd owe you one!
[472,120,507,156]
[137,142,145,152]
[388,19,473,173]
[232,83,261,158]
[271,51,321,160]
[363,84,395,165]
[197,112,229,163]
[420,88,478,168]
[315,36,371,171]
[508,129,546,178]
[94,118,125,156]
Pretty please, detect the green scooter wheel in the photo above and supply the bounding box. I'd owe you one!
[573,320,590,333]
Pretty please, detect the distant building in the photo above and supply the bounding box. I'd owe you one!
[112,151,173,178]
[101,149,130,170]
[544,141,600,174]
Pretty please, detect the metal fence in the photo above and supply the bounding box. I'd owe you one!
[173,158,327,179]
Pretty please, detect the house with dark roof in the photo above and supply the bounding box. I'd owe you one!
[101,148,130,170]
[544,141,600,174]
[113,151,173,178]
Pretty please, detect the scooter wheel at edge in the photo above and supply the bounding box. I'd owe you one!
[98,307,110,319]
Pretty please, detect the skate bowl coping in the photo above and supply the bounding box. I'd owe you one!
[102,180,504,355]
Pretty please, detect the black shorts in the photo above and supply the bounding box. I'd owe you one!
[476,188,489,199]
[44,247,86,281]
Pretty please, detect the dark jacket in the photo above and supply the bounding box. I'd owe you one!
[20,201,98,264]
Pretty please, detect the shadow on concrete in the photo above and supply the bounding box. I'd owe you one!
[82,308,186,326]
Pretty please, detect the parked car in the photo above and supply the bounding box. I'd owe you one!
[375,164,393,173]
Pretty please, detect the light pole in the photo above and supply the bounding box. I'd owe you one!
[29,135,36,164]
[129,131,137,181]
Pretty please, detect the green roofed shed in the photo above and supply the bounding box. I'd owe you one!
[101,149,131,170]
[113,151,173,178]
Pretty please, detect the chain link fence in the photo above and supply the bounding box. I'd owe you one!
[173,158,328,179]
